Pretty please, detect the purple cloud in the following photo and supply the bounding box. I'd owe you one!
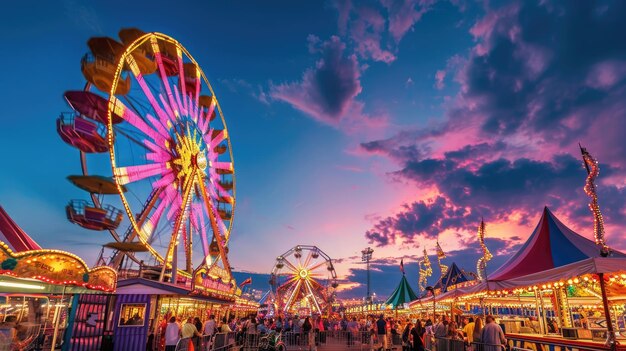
[350,6,396,63]
[270,36,362,125]
[361,0,626,250]
[381,0,434,43]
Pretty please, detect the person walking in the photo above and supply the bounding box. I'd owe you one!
[164,316,181,351]
[376,314,387,351]
[411,320,425,351]
[481,315,506,351]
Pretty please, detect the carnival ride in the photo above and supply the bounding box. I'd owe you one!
[269,245,338,315]
[57,29,235,283]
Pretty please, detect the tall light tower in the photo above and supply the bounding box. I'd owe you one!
[361,247,374,304]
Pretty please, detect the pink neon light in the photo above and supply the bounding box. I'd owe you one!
[121,106,160,142]
[213,161,233,171]
[194,74,201,105]
[152,172,175,188]
[158,93,177,123]
[115,163,167,185]
[146,113,170,140]
[173,85,187,116]
[134,72,171,128]
[177,55,187,112]
[154,52,178,118]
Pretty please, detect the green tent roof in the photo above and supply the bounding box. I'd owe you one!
[384,274,419,308]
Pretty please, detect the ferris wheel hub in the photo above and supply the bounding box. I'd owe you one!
[195,152,208,172]
[299,269,309,279]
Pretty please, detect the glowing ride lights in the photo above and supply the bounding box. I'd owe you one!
[476,219,493,282]
[436,241,448,276]
[58,29,236,284]
[579,145,609,256]
[270,245,338,315]
[418,247,432,294]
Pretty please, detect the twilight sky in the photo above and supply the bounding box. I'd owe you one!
[1,0,625,300]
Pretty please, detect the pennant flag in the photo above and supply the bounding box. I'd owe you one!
[400,259,405,274]
[239,277,252,288]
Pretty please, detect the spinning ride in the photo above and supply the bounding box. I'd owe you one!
[57,29,235,282]
[270,245,337,315]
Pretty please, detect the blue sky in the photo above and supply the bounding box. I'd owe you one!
[2,0,626,299]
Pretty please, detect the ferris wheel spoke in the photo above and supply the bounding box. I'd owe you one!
[150,37,178,113]
[304,279,322,314]
[139,193,170,242]
[162,168,196,268]
[176,49,188,112]
[206,130,228,148]
[126,57,172,127]
[303,250,314,269]
[114,163,170,185]
[110,97,165,144]
[284,279,302,310]
[307,260,329,273]
[190,203,210,258]
[281,258,299,273]
[145,113,171,140]
[196,172,232,276]
[152,172,176,189]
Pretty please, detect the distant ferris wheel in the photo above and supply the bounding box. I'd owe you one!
[269,245,337,315]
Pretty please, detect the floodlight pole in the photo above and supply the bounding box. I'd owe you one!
[362,247,374,305]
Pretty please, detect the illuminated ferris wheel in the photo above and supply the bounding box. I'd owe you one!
[269,245,338,315]
[57,29,235,281]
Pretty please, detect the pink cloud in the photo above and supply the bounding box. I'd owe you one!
[435,69,446,89]
[586,60,626,90]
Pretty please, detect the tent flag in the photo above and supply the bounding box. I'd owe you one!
[400,259,405,274]
[385,274,419,308]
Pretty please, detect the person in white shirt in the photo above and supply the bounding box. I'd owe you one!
[204,315,216,336]
[165,316,181,351]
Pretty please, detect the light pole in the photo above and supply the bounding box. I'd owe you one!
[361,247,374,304]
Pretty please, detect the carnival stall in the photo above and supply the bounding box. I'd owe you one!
[0,206,117,351]
[412,206,626,350]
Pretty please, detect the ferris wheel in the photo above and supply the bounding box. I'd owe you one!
[269,245,338,315]
[57,29,235,282]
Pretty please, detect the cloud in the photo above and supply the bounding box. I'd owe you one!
[271,36,387,133]
[381,0,435,43]
[435,70,446,89]
[350,6,397,63]
[361,0,626,251]
[270,36,361,125]
[334,0,438,64]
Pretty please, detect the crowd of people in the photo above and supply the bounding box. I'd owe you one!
[153,312,507,351]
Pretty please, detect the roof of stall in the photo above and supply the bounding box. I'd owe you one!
[489,206,625,281]
[434,262,474,293]
[385,274,419,308]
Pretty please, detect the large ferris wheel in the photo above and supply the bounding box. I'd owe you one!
[57,29,235,282]
[270,245,338,316]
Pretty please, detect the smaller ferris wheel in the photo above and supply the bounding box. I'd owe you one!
[270,245,337,315]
